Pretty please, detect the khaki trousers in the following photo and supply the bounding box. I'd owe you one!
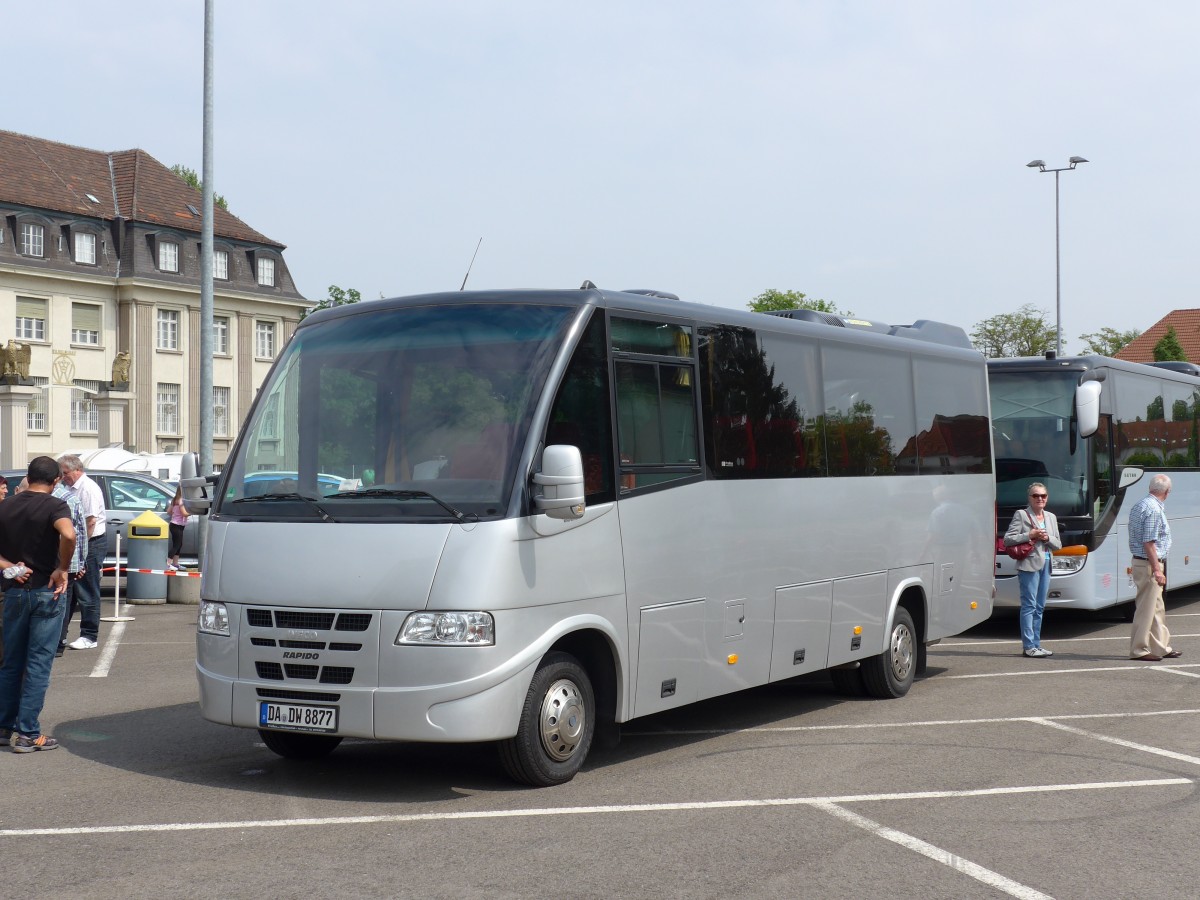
[1130,558,1172,658]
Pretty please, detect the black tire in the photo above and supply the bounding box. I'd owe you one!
[258,729,343,760]
[829,665,867,697]
[1118,600,1137,623]
[862,607,917,699]
[499,651,595,787]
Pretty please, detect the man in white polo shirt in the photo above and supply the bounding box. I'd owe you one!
[57,454,107,651]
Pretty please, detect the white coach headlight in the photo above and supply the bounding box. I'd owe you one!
[198,601,230,636]
[397,611,495,646]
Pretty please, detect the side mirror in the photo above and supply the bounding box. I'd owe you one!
[533,445,585,520]
[180,451,213,512]
[1075,381,1101,438]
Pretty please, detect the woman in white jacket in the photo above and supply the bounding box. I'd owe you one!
[1004,482,1062,658]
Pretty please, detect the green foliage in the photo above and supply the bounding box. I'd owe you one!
[1078,327,1140,356]
[302,285,362,321]
[1153,326,1186,362]
[747,289,851,316]
[970,304,1058,358]
[170,164,228,211]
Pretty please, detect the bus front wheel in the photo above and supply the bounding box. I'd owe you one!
[499,652,595,787]
[861,607,916,699]
[258,729,343,760]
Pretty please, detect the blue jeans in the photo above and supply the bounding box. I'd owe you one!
[69,532,106,642]
[1018,560,1052,651]
[0,586,66,737]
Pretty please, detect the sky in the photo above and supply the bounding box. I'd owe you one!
[5,1,1198,348]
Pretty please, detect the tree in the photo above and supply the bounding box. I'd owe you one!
[1078,327,1141,356]
[970,305,1057,358]
[302,284,362,321]
[170,164,228,211]
[1153,326,1186,362]
[747,289,851,316]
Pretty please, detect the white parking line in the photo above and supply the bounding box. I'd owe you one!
[1029,717,1200,767]
[0,777,1186,838]
[946,662,1200,679]
[89,620,126,678]
[812,800,1053,900]
[629,707,1200,736]
[942,632,1200,648]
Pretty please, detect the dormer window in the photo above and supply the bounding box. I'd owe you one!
[257,256,275,287]
[75,232,97,265]
[20,223,44,257]
[159,240,179,273]
[213,249,229,280]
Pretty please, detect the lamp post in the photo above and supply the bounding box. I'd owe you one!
[1026,156,1088,357]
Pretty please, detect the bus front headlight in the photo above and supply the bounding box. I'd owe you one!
[1051,554,1086,574]
[397,611,495,646]
[198,601,230,636]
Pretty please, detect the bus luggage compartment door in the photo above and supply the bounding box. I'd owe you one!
[635,599,705,717]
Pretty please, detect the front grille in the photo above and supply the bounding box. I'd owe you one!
[279,640,325,650]
[335,613,371,632]
[256,661,284,680]
[247,609,272,627]
[327,642,362,652]
[284,664,320,680]
[319,666,355,685]
[276,611,336,630]
[250,637,276,647]
[257,687,342,702]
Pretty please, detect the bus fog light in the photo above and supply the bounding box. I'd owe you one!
[198,601,230,636]
[397,611,494,646]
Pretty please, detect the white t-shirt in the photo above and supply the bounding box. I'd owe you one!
[72,472,107,537]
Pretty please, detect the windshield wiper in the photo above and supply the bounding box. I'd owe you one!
[231,492,338,522]
[335,488,470,521]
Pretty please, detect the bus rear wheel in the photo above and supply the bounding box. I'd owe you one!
[862,607,916,699]
[258,729,343,760]
[499,652,595,787]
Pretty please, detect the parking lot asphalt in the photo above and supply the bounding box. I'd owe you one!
[4,589,1200,899]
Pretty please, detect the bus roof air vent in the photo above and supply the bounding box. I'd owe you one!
[622,289,680,301]
[764,308,846,327]
[1149,360,1200,376]
[580,280,598,290]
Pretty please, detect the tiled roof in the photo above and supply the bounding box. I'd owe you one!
[0,130,281,247]
[1115,309,1200,364]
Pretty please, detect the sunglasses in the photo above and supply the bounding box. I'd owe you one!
[1030,493,1047,499]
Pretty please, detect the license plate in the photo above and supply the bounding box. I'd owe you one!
[258,701,338,733]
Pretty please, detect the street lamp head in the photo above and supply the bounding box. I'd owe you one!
[1068,156,1089,166]
[1027,159,1046,169]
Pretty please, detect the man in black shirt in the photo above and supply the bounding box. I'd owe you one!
[0,456,75,753]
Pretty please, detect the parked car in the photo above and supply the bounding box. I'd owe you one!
[0,468,200,572]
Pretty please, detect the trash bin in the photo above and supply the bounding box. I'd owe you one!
[126,510,167,605]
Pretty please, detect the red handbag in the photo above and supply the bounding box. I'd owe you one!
[1005,541,1035,561]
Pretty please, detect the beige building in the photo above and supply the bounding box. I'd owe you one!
[0,130,309,467]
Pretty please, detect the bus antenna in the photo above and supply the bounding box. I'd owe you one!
[459,237,483,290]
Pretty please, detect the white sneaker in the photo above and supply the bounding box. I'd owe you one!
[1023,647,1049,658]
[1039,647,1054,657]
[68,637,98,650]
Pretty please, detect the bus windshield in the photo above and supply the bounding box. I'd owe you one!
[989,369,1089,517]
[216,302,577,520]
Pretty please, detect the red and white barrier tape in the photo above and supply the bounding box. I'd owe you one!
[102,566,201,578]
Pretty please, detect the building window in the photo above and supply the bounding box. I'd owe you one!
[257,256,275,287]
[27,377,49,432]
[213,386,230,436]
[157,309,180,350]
[213,316,229,355]
[71,303,101,345]
[157,383,180,434]
[74,232,97,265]
[255,321,276,359]
[213,249,229,280]
[71,379,101,432]
[159,240,179,273]
[20,223,44,257]
[15,297,47,341]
